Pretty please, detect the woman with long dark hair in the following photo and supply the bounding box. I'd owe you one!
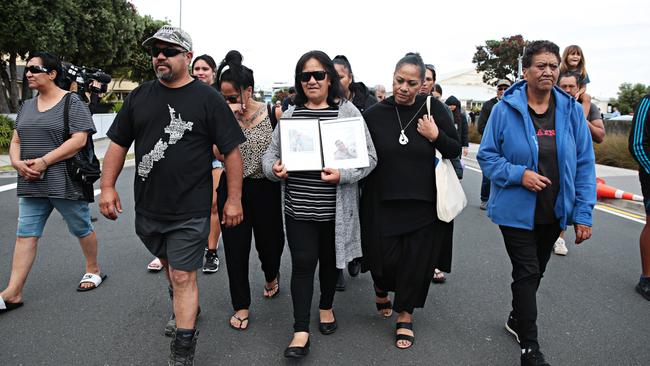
[262,50,376,358]
[215,50,285,331]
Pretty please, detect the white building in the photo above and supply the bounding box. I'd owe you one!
[437,68,500,111]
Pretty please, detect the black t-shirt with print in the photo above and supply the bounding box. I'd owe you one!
[528,94,560,224]
[107,79,245,220]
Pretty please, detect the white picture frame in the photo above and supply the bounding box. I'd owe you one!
[279,118,323,171]
[320,117,370,169]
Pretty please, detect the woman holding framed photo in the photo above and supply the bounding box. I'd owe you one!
[262,50,376,359]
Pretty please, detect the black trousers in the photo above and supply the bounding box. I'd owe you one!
[217,176,285,311]
[285,216,337,332]
[371,222,440,314]
[499,222,562,349]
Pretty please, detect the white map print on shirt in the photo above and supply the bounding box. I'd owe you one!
[138,105,194,180]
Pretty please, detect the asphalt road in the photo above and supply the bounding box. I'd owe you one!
[0,166,648,365]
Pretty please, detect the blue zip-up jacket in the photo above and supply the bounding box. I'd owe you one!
[477,80,596,230]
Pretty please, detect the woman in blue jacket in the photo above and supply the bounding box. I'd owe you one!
[477,41,596,366]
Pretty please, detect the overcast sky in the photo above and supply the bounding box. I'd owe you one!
[131,0,650,99]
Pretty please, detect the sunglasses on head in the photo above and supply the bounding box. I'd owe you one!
[24,65,49,75]
[299,71,327,82]
[150,46,185,58]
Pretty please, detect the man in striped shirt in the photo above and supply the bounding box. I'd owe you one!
[628,93,650,301]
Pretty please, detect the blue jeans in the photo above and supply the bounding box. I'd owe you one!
[17,197,94,238]
[480,175,491,202]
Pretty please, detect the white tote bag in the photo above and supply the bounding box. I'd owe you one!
[435,150,467,222]
[427,96,467,222]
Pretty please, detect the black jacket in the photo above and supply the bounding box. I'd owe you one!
[444,96,469,147]
[349,82,378,113]
[478,97,499,135]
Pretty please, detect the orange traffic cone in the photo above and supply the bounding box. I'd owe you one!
[596,178,643,201]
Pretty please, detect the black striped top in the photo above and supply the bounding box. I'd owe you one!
[285,106,338,221]
[15,93,96,200]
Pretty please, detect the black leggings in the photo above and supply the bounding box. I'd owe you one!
[285,216,337,333]
[499,222,562,350]
[217,176,285,311]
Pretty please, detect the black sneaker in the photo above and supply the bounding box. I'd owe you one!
[521,347,550,366]
[636,276,650,301]
[169,330,199,366]
[335,270,346,291]
[202,251,219,273]
[505,313,520,344]
[348,258,361,277]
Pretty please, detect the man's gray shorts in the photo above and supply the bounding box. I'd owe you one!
[135,214,209,271]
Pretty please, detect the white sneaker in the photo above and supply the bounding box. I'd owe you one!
[553,237,568,256]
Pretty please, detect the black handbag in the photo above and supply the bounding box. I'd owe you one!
[62,93,101,201]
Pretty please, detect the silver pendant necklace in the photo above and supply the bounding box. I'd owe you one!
[395,102,425,145]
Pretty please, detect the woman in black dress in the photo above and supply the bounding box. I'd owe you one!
[361,52,461,349]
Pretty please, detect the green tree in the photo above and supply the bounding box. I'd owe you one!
[272,89,288,104]
[0,0,69,112]
[472,35,528,86]
[0,0,164,113]
[111,15,168,84]
[613,83,650,115]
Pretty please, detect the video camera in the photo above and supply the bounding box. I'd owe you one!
[59,63,112,97]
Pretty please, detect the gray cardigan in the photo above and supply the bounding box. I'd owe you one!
[261,101,377,269]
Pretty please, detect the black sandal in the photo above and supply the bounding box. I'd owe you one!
[264,273,280,299]
[229,314,249,331]
[374,286,393,318]
[395,322,415,349]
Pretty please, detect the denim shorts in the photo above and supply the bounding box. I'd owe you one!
[17,197,94,238]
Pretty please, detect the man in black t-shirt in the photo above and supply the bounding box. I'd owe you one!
[99,26,245,364]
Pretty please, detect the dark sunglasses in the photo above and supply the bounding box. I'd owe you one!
[150,46,185,58]
[299,71,327,82]
[223,89,244,104]
[24,65,49,75]
[497,86,509,91]
[224,95,239,104]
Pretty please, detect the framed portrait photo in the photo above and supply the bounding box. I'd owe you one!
[279,118,323,171]
[320,117,369,169]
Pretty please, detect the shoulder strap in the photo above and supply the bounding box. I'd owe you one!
[63,93,72,140]
[268,103,278,129]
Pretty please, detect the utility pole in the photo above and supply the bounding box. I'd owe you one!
[179,0,182,28]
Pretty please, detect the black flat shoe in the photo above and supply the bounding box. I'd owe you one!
[284,339,310,359]
[348,259,361,277]
[319,319,337,335]
[336,270,346,291]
